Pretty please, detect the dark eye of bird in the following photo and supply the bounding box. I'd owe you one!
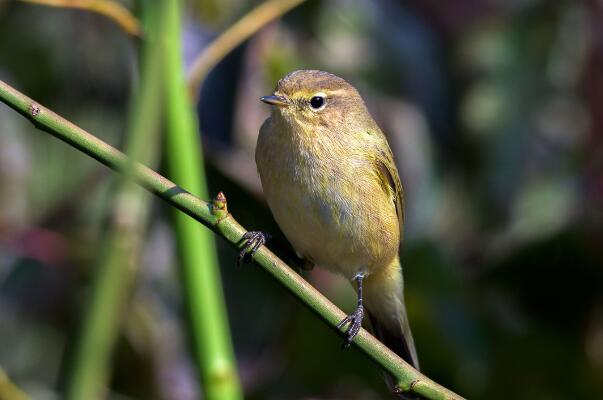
[310,96,325,110]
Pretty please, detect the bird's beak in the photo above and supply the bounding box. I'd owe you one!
[260,95,290,108]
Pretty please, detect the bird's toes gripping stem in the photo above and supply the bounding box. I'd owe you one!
[336,303,365,348]
[238,231,271,266]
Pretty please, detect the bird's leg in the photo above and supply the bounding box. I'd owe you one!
[237,231,271,266]
[336,272,365,348]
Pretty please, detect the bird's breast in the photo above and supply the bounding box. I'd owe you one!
[256,122,399,278]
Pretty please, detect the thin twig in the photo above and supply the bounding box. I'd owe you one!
[0,369,30,400]
[0,79,465,400]
[20,0,140,36]
[187,0,306,99]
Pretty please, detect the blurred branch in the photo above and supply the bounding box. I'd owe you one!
[65,3,163,399]
[20,0,140,36]
[187,0,306,99]
[163,1,243,399]
[0,80,465,400]
[0,369,29,400]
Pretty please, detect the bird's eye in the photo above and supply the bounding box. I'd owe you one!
[310,95,326,110]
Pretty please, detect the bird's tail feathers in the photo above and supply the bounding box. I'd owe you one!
[363,257,419,371]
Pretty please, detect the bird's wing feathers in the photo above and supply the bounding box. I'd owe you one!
[370,131,405,239]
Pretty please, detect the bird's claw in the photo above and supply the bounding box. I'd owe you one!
[336,304,364,348]
[238,231,271,266]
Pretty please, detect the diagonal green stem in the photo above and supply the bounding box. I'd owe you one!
[0,79,465,400]
[162,1,242,399]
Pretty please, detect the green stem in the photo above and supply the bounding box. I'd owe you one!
[65,3,164,399]
[162,1,242,399]
[0,79,465,400]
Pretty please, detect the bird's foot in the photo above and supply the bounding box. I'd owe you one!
[238,231,271,266]
[336,304,364,348]
[301,259,315,271]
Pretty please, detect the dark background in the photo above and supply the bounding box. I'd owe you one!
[1,0,602,399]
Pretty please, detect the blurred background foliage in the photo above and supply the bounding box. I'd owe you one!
[1,0,602,399]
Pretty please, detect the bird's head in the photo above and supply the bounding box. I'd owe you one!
[260,70,368,134]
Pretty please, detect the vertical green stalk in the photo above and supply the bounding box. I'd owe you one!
[163,1,243,399]
[65,4,164,399]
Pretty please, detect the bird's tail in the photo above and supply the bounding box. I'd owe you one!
[363,256,419,371]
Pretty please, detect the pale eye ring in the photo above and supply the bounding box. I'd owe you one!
[309,93,327,110]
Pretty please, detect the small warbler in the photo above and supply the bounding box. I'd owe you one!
[245,70,418,371]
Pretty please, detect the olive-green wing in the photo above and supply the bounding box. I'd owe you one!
[372,135,405,239]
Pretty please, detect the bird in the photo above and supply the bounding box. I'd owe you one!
[242,69,419,375]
